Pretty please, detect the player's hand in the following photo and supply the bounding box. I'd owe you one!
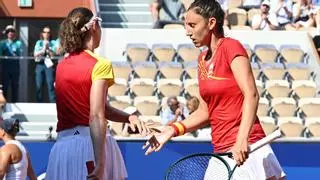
[87,165,103,180]
[175,108,182,116]
[143,126,175,155]
[230,138,249,166]
[128,115,149,136]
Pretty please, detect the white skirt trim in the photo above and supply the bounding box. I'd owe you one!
[45,126,127,180]
[205,144,286,180]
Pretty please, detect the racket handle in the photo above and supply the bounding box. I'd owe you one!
[249,129,282,153]
[86,160,95,174]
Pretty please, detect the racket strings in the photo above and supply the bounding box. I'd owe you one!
[166,155,230,180]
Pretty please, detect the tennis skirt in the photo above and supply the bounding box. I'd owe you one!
[204,144,286,180]
[45,126,127,180]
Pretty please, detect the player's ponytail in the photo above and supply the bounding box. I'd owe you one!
[59,7,93,53]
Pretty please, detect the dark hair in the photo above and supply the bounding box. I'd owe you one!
[167,96,178,104]
[188,0,225,37]
[59,7,93,53]
[40,26,51,40]
[0,118,20,137]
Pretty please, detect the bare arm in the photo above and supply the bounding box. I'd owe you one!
[105,105,130,123]
[88,80,108,178]
[232,56,259,143]
[26,152,37,180]
[0,148,11,179]
[230,56,259,165]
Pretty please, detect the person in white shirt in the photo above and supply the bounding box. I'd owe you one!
[0,118,37,180]
[252,0,279,30]
[292,0,316,29]
[273,0,293,27]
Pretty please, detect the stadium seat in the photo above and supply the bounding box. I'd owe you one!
[227,8,248,26]
[108,78,128,96]
[157,79,183,97]
[280,45,305,63]
[177,43,201,62]
[292,80,317,98]
[286,63,312,80]
[184,61,198,79]
[184,79,200,98]
[109,96,132,110]
[298,98,320,117]
[132,61,158,79]
[134,96,160,116]
[261,63,286,80]
[255,80,264,96]
[265,80,291,98]
[259,116,277,135]
[305,118,320,137]
[130,78,155,96]
[247,8,260,25]
[254,44,279,63]
[227,0,243,9]
[152,43,176,62]
[112,61,132,80]
[108,121,125,136]
[181,0,194,9]
[271,97,297,117]
[251,62,261,79]
[257,98,270,116]
[158,61,184,79]
[278,117,305,137]
[244,44,253,61]
[126,43,150,62]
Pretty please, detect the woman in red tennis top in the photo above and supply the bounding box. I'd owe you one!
[45,7,148,180]
[144,0,285,179]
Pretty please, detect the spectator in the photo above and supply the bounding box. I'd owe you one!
[160,96,189,125]
[150,0,186,28]
[291,0,316,29]
[252,0,279,30]
[273,0,293,28]
[186,96,200,114]
[0,25,23,102]
[33,26,56,103]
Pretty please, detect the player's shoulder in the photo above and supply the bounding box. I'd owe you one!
[85,50,112,64]
[222,38,243,48]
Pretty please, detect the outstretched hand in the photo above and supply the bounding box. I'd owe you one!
[143,126,176,155]
[128,115,149,136]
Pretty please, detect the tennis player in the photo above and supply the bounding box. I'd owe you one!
[0,118,37,180]
[144,0,286,179]
[45,7,148,180]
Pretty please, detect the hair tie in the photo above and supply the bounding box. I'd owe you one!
[80,16,102,33]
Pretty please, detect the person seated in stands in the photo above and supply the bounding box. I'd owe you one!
[273,0,293,28]
[252,0,279,30]
[150,0,186,28]
[291,0,316,29]
[160,96,189,125]
[186,96,200,115]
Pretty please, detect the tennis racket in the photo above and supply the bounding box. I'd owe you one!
[165,129,282,180]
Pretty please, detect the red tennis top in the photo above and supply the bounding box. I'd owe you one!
[55,50,114,132]
[198,38,265,153]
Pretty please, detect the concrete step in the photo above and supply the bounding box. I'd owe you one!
[102,22,153,29]
[99,0,148,4]
[100,11,153,23]
[100,3,150,12]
